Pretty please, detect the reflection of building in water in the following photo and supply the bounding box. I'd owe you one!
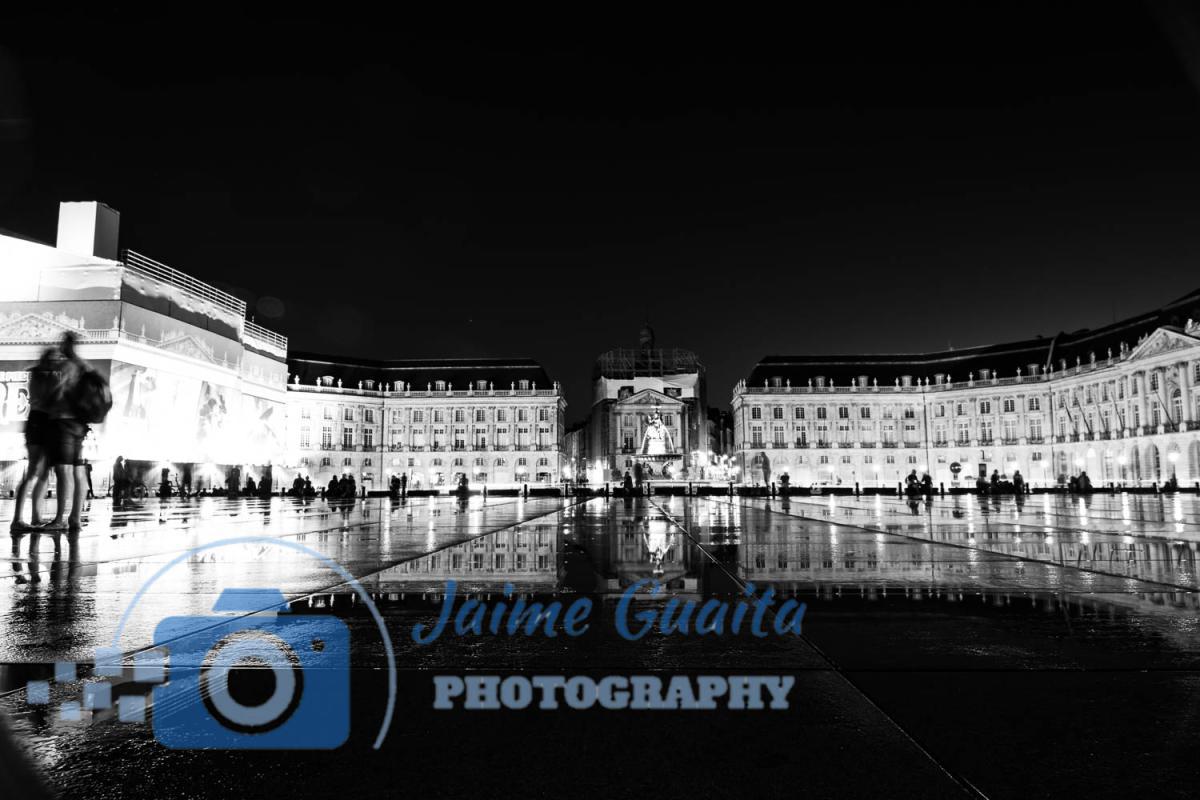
[734,290,1200,489]
[576,324,710,484]
[286,354,565,490]
[0,201,288,493]
[366,524,559,592]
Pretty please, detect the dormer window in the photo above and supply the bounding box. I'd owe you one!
[519,380,530,390]
[321,376,335,386]
[477,380,488,391]
[814,376,826,388]
[363,379,376,390]
[771,376,784,388]
[435,380,447,392]
[901,375,913,387]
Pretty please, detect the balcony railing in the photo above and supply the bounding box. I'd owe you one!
[122,249,247,318]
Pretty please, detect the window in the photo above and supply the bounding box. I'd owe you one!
[816,407,827,420]
[476,409,486,422]
[518,380,530,390]
[751,427,763,447]
[344,408,354,421]
[343,457,352,466]
[935,404,945,418]
[663,414,673,427]
[300,407,311,419]
[413,410,424,423]
[343,427,354,448]
[751,407,763,420]
[321,457,332,467]
[841,455,851,464]
[300,427,311,449]
[955,402,967,416]
[363,428,374,448]
[903,407,916,419]
[838,406,849,419]
[794,407,804,420]
[364,409,374,424]
[978,400,992,415]
[435,381,447,392]
[956,420,970,443]
[321,426,333,449]
[518,409,530,422]
[433,410,444,423]
[454,409,465,423]
[1002,419,1016,441]
[1002,398,1015,413]
[773,426,786,446]
[497,409,507,422]
[860,407,871,419]
[323,407,334,420]
[1028,397,1040,412]
[1029,418,1043,440]
[539,407,550,421]
[979,420,993,441]
[773,407,784,420]
[1150,373,1159,391]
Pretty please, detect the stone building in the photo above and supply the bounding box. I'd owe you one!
[285,354,566,490]
[733,290,1200,489]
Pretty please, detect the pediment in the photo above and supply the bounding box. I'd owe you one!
[0,311,86,343]
[615,388,684,408]
[1126,327,1200,362]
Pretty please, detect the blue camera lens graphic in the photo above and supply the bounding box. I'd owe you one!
[200,630,304,735]
[151,588,350,750]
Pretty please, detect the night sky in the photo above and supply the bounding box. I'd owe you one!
[4,6,1200,421]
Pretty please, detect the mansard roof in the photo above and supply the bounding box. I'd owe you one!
[288,352,553,389]
[747,288,1200,388]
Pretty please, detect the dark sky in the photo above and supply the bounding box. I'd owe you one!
[4,6,1200,422]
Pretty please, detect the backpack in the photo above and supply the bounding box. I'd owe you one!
[68,368,113,424]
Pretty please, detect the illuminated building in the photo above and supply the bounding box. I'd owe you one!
[733,290,1200,489]
[0,202,288,493]
[285,353,565,490]
[579,324,711,483]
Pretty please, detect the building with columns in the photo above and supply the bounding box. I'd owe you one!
[732,290,1200,489]
[0,201,289,495]
[580,325,711,483]
[285,354,566,490]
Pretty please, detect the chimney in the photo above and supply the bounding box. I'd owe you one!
[56,201,120,260]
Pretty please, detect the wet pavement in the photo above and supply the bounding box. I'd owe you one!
[2,492,1199,798]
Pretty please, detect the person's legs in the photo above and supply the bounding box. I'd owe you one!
[69,465,86,529]
[46,465,70,527]
[30,458,50,525]
[11,456,34,530]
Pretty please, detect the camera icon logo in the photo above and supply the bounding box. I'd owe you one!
[151,588,350,750]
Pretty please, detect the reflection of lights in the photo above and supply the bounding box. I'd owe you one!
[1168,452,1180,463]
[1117,455,1128,465]
[1074,458,1085,468]
[872,464,881,472]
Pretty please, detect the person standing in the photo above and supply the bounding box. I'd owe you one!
[112,456,129,507]
[43,333,109,533]
[9,347,64,531]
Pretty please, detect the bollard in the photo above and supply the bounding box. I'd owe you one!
[729,481,734,497]
[523,483,528,499]
[854,481,860,497]
[483,486,488,499]
[940,482,945,496]
[689,481,693,496]
[770,481,776,497]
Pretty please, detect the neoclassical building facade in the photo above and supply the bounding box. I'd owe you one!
[285,354,566,490]
[733,291,1200,489]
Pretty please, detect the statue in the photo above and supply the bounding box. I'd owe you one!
[641,409,675,455]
